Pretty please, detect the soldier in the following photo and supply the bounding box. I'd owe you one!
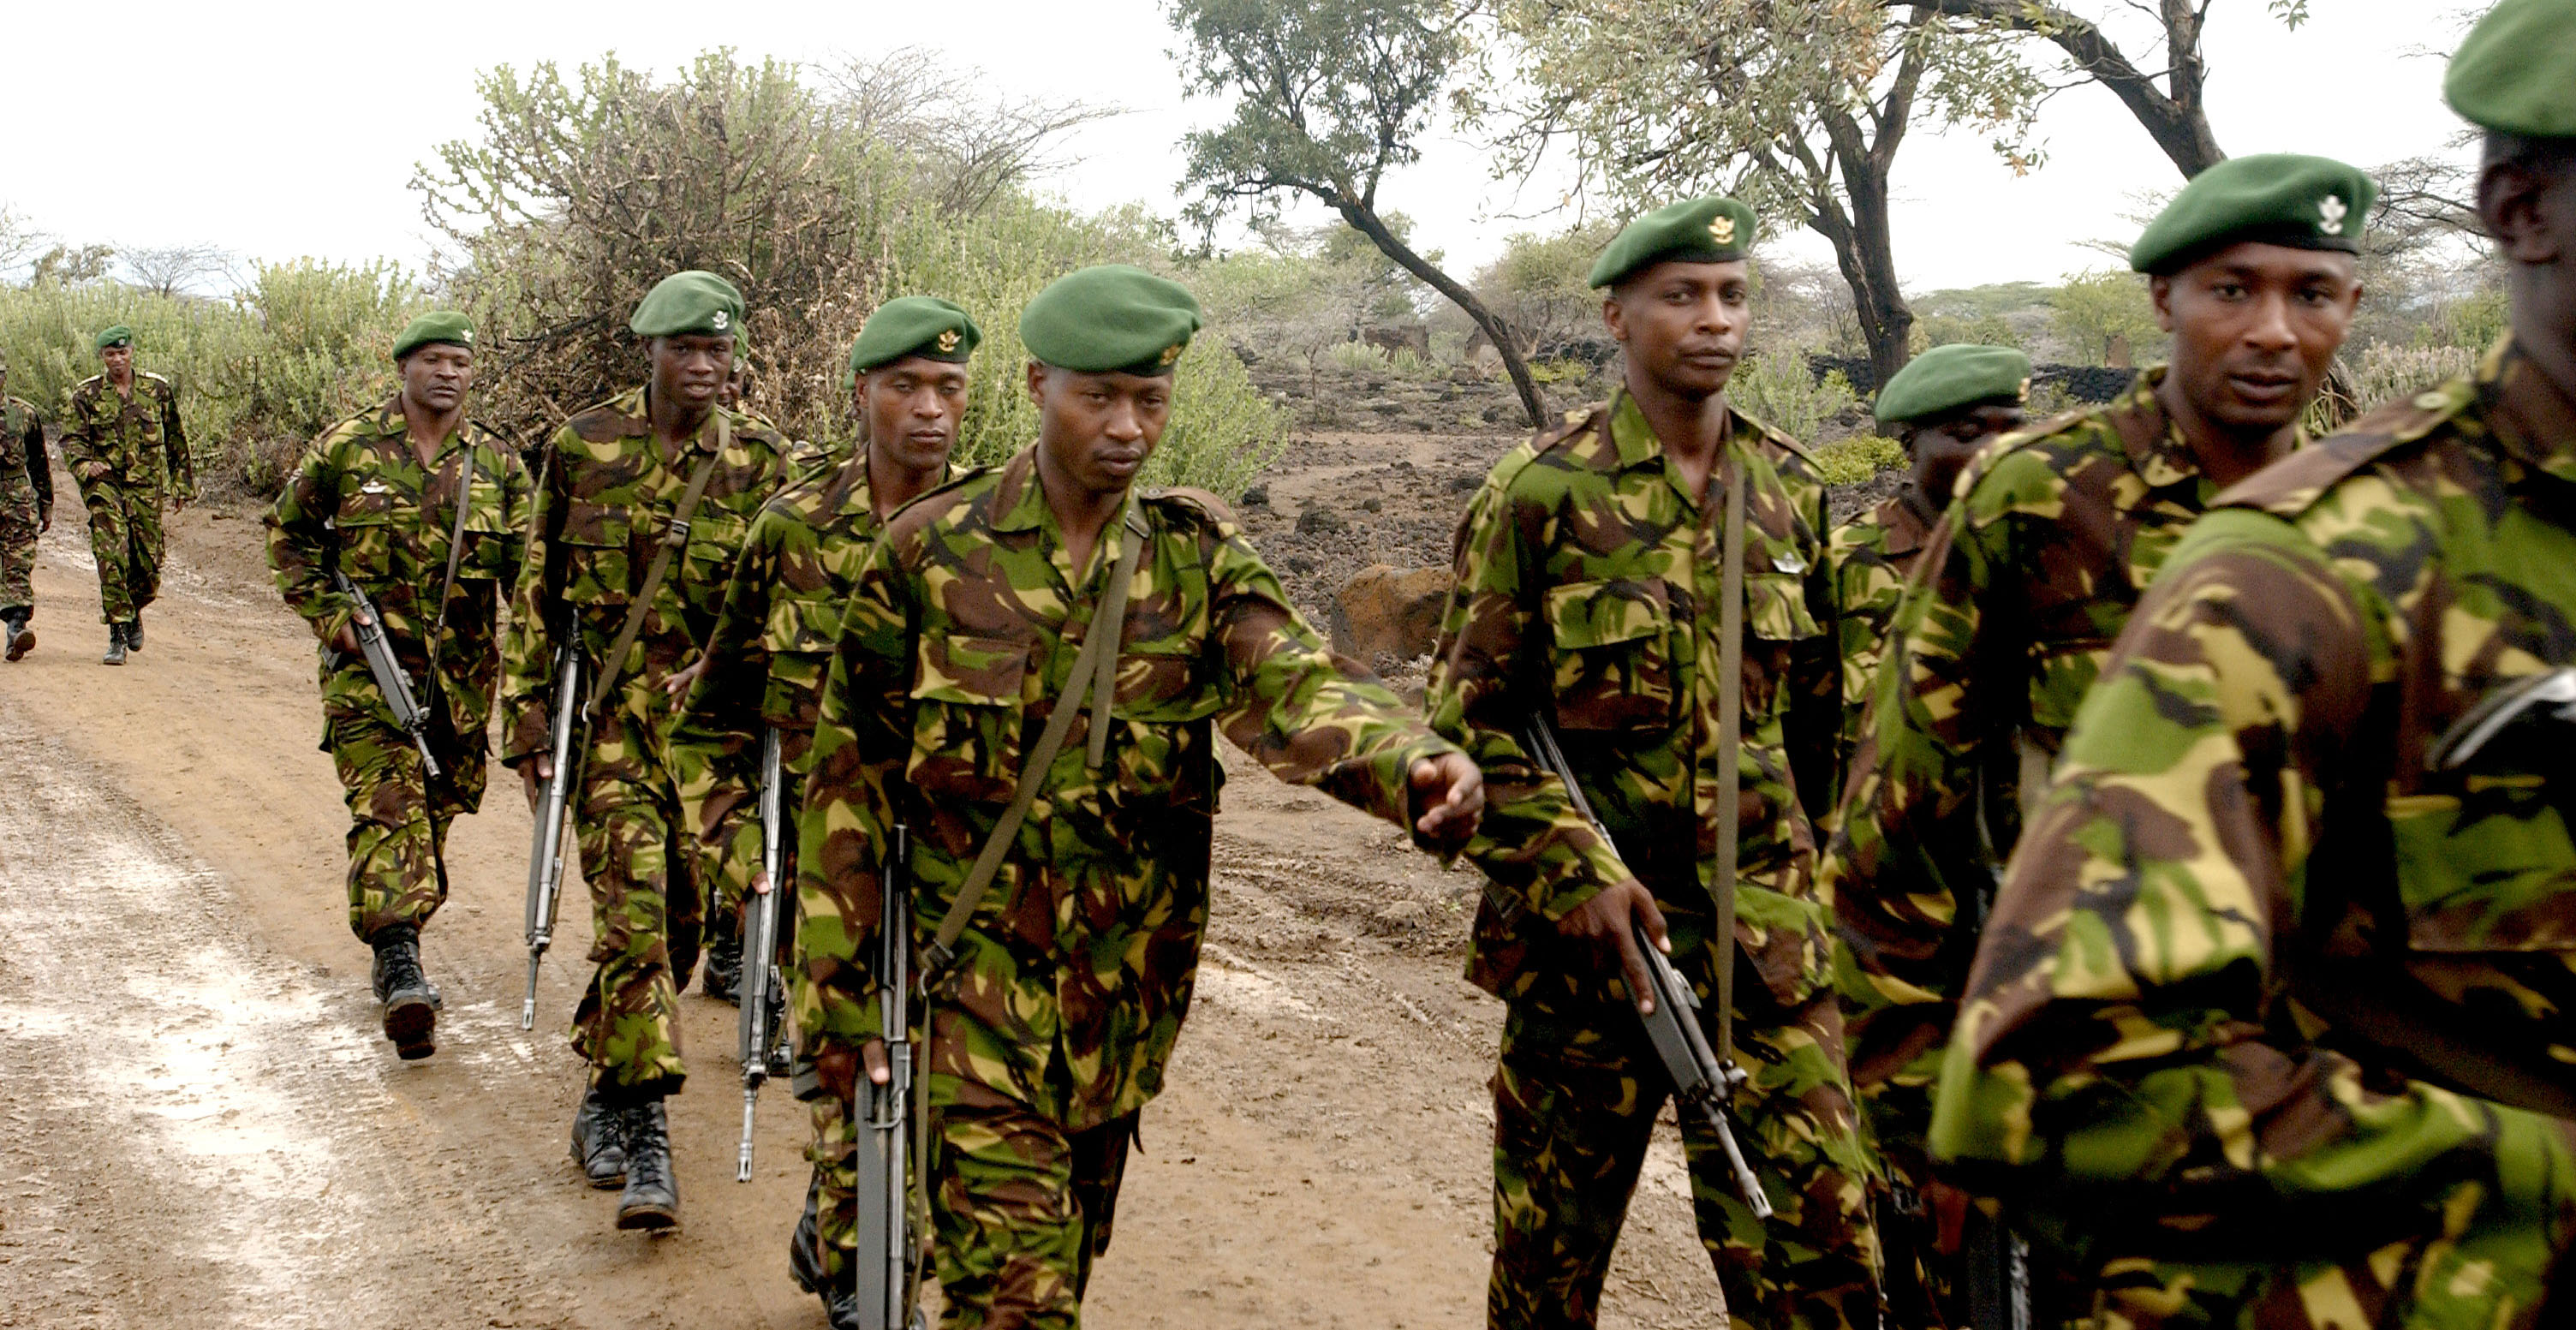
[667,295,981,1328]
[1816,152,2373,1319]
[59,324,191,665]
[264,312,533,1060]
[499,271,797,1232]
[798,264,1485,1329]
[0,349,51,661]
[1928,3,2576,1325]
[1427,196,1880,1330]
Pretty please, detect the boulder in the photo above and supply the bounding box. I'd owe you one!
[1330,564,1454,664]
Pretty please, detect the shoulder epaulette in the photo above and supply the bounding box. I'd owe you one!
[1730,405,1821,468]
[1143,485,1238,528]
[2215,378,2475,516]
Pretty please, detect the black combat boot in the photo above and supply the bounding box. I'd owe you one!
[615,1099,681,1231]
[101,626,125,666]
[569,1084,628,1189]
[790,1173,826,1292]
[123,616,142,653]
[3,610,32,662]
[368,923,439,1060]
[701,927,742,1005]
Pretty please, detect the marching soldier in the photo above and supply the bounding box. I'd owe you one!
[667,295,983,1328]
[0,350,50,661]
[1820,153,2373,1321]
[1427,197,1881,1330]
[60,325,191,665]
[499,271,798,1232]
[264,313,532,1060]
[797,264,1486,1328]
[1929,3,2576,1325]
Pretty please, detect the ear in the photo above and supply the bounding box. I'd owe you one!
[2150,275,2178,334]
[1024,360,1048,409]
[1601,293,1629,344]
[2479,159,2566,266]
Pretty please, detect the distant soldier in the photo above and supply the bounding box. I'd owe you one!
[667,295,981,1327]
[1930,3,2576,1325]
[1427,197,1881,1330]
[264,313,533,1060]
[798,265,1484,1328]
[0,349,51,661]
[499,271,797,1232]
[1819,154,2372,1321]
[59,324,191,665]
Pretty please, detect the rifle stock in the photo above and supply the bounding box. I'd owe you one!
[330,567,440,778]
[521,642,586,1030]
[738,727,793,1181]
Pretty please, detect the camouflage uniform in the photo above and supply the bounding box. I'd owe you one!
[59,370,189,625]
[671,453,953,1281]
[1930,337,2576,1329]
[265,398,533,941]
[1427,391,1880,1330]
[499,387,794,1096]
[1826,486,1941,783]
[798,448,1463,1328]
[1,396,50,620]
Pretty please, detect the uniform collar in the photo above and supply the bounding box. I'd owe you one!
[1880,485,1941,555]
[989,448,1052,534]
[1606,386,1755,510]
[2482,334,2576,488]
[2102,366,2209,490]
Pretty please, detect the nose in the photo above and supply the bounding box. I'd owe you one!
[2243,289,2297,353]
[1103,400,1143,442]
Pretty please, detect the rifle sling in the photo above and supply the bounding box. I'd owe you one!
[585,414,730,718]
[928,500,1147,964]
[420,446,479,697]
[1713,450,1746,1066]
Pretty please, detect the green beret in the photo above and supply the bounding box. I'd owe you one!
[392,310,475,361]
[629,271,744,339]
[2128,154,2376,275]
[1587,196,1757,289]
[1018,265,1202,377]
[1874,344,2033,426]
[95,325,133,351]
[848,296,981,379]
[2445,0,2576,139]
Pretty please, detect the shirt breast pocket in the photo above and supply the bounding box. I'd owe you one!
[763,594,840,657]
[333,488,402,578]
[1546,577,1676,732]
[456,482,518,582]
[557,501,633,605]
[907,635,1030,805]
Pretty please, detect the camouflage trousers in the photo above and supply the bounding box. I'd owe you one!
[73,472,163,624]
[1488,977,1881,1330]
[1,456,37,616]
[325,711,487,942]
[806,1093,860,1281]
[568,739,705,1098]
[928,1077,1135,1330]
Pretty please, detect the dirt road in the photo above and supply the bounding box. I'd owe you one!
[0,486,1726,1328]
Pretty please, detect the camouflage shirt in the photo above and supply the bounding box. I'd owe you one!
[1426,390,1840,1008]
[265,397,534,738]
[61,371,188,496]
[798,448,1458,1130]
[3,396,47,516]
[1826,486,1940,784]
[1929,337,2576,1308]
[1821,369,2241,1108]
[498,386,795,763]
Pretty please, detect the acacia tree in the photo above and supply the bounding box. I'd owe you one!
[1168,0,1550,426]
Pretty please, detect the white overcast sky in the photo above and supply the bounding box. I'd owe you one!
[2,0,2480,298]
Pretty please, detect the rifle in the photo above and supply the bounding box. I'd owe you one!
[1522,719,1773,1220]
[520,641,587,1030]
[329,567,441,779]
[736,726,796,1181]
[852,819,924,1328]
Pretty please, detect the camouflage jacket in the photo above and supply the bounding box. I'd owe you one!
[61,371,188,496]
[4,396,47,516]
[798,448,1458,1130]
[1426,390,1840,1008]
[498,386,794,766]
[1826,486,1940,784]
[265,397,534,739]
[1820,369,2242,1106]
[1929,337,2576,1300]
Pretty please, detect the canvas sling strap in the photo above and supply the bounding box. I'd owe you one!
[420,444,480,691]
[585,413,730,718]
[1711,450,1748,1065]
[925,498,1148,972]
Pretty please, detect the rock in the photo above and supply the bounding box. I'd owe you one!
[1295,504,1346,536]
[1240,484,1269,507]
[1330,564,1453,663]
[1377,900,1428,924]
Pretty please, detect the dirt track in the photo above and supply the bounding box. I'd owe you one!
[0,469,1727,1328]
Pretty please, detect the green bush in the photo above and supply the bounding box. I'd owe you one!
[1728,353,1857,444]
[1808,433,1904,486]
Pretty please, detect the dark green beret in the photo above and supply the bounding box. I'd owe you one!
[2445,0,2576,139]
[95,325,133,351]
[629,271,744,339]
[1587,196,1757,289]
[849,296,981,379]
[2128,154,2376,275]
[1874,344,2033,426]
[392,310,475,361]
[1018,265,1202,377]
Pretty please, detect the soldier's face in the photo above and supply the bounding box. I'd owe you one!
[2154,244,2360,434]
[1902,401,2022,504]
[1028,363,1171,498]
[862,357,970,477]
[101,345,133,377]
[649,334,735,411]
[399,343,474,415]
[1604,260,1750,400]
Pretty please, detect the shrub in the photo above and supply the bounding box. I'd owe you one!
[1808,433,1904,486]
[1728,353,1857,444]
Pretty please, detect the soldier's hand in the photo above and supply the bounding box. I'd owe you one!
[519,754,554,811]
[1408,752,1484,844]
[37,512,48,534]
[663,653,710,700]
[324,610,365,657]
[862,1038,891,1087]
[1556,878,1668,1013]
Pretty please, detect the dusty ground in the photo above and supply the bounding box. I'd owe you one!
[0,449,1735,1328]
